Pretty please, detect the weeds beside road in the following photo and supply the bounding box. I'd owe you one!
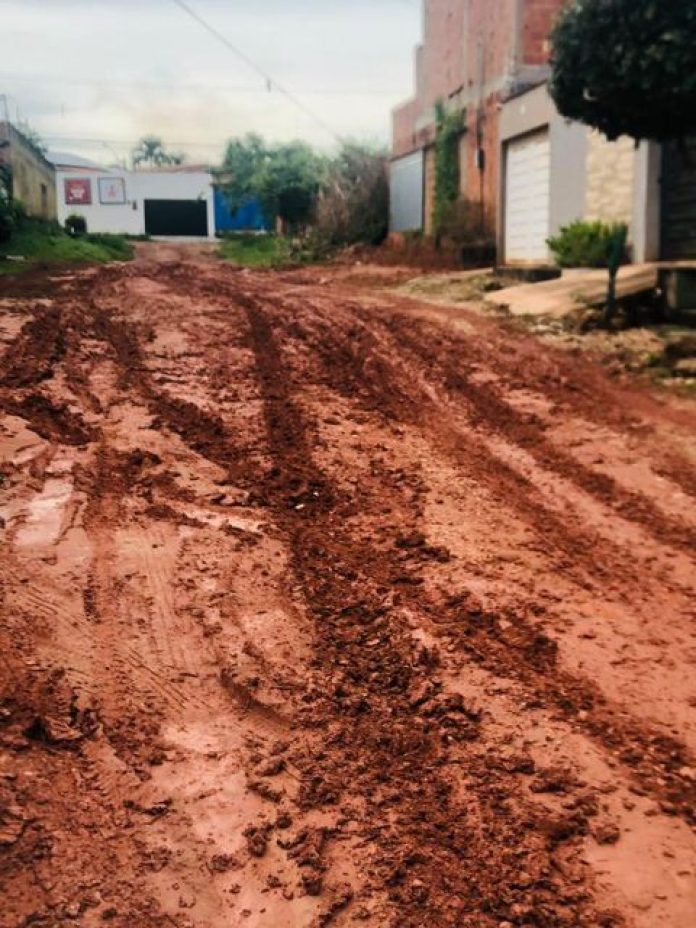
[0,220,133,274]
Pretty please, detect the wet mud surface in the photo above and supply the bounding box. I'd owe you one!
[1,247,695,927]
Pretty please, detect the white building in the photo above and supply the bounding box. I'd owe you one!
[49,154,216,238]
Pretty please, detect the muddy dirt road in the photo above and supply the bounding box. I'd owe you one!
[1,247,695,928]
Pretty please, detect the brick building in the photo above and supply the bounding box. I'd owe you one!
[390,0,688,265]
[391,0,564,238]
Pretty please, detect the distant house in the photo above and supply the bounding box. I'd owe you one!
[390,1,695,264]
[0,121,56,220]
[50,155,216,238]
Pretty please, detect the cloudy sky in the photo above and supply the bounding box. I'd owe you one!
[1,0,422,166]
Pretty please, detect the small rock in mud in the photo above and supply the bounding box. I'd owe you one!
[255,756,286,777]
[209,853,242,873]
[244,825,270,858]
[301,870,324,896]
[248,778,284,803]
[593,822,621,845]
[530,765,576,794]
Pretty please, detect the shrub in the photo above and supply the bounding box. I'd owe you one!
[65,214,88,237]
[547,220,629,268]
[313,143,388,248]
[0,166,15,243]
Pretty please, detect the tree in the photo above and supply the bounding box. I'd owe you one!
[549,0,696,142]
[132,135,185,168]
[217,136,324,231]
[255,142,324,231]
[217,133,268,212]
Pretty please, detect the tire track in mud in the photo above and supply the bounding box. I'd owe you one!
[236,286,696,832]
[0,300,97,445]
[155,271,696,827]
[3,259,694,927]
[378,313,696,554]
[172,272,650,590]
[239,290,614,928]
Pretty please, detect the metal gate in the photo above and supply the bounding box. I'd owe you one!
[389,150,424,233]
[661,139,696,259]
[144,199,208,237]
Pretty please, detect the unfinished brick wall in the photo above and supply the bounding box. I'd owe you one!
[392,0,564,236]
[521,0,565,65]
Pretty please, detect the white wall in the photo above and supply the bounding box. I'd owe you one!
[56,169,142,235]
[55,168,216,237]
[134,171,215,238]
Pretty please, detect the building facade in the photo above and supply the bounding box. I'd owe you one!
[391,1,696,264]
[497,82,663,264]
[0,122,56,220]
[52,157,216,238]
[391,0,565,237]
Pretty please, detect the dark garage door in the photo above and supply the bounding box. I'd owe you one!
[662,139,696,259]
[144,199,208,237]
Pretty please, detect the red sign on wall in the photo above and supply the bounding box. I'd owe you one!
[64,178,92,205]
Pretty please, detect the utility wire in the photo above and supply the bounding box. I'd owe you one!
[168,0,342,143]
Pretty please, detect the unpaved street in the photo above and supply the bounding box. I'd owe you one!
[1,246,695,928]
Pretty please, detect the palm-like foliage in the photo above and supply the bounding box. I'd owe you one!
[132,135,185,168]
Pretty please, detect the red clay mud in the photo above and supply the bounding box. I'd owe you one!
[1,246,695,928]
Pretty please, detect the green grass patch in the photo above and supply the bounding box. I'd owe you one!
[217,233,293,268]
[0,222,133,275]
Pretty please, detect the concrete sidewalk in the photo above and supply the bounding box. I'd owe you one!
[485,264,659,317]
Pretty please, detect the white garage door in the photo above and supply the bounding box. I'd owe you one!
[504,130,550,263]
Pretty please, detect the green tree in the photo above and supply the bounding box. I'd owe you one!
[217,133,268,212]
[550,0,696,142]
[132,135,185,168]
[256,142,324,231]
[217,135,324,231]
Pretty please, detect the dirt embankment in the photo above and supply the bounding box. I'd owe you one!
[1,249,695,928]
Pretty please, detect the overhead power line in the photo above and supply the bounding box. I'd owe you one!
[168,0,342,143]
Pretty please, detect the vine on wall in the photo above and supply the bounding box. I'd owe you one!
[433,99,463,236]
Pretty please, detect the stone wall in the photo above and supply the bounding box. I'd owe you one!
[585,132,635,227]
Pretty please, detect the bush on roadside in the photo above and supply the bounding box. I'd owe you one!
[312,143,389,248]
[547,220,629,268]
[0,218,133,273]
[65,213,88,237]
[0,168,26,244]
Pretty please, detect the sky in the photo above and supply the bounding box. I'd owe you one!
[1,0,422,166]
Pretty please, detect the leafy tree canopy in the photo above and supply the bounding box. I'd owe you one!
[132,135,185,167]
[549,0,696,142]
[218,135,325,229]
